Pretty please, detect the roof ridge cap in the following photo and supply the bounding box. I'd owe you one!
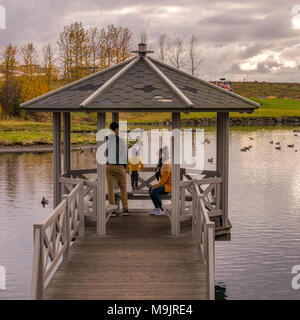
[143,56,193,108]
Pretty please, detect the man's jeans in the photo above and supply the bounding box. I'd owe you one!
[149,186,167,209]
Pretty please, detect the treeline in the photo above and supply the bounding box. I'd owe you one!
[0,23,133,119]
[0,23,203,119]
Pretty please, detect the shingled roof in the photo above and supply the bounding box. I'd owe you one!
[21,44,259,113]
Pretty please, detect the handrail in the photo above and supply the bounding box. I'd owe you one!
[60,177,97,218]
[68,166,216,193]
[164,177,216,300]
[193,181,215,300]
[193,177,222,219]
[31,180,84,300]
[69,167,218,176]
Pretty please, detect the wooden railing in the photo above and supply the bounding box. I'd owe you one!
[193,181,216,300]
[165,177,218,299]
[164,180,194,222]
[60,176,97,219]
[31,181,84,300]
[164,171,222,222]
[67,167,219,190]
[192,177,222,218]
[69,168,97,180]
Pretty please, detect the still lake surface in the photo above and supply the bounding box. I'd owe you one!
[0,127,300,300]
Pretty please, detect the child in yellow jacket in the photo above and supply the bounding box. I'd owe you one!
[127,148,144,190]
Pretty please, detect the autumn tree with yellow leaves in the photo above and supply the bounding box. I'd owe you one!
[0,43,20,117]
[57,23,133,80]
[0,22,133,117]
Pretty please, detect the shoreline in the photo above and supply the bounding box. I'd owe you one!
[0,144,96,154]
[137,116,300,127]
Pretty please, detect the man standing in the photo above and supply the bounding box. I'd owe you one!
[106,122,129,216]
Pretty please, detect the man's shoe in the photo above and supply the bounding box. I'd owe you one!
[123,209,130,216]
[110,211,117,217]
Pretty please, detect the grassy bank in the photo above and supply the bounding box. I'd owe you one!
[0,98,300,146]
[232,82,300,100]
[120,98,300,122]
[0,120,97,146]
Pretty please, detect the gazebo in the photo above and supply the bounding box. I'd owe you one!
[21,43,259,238]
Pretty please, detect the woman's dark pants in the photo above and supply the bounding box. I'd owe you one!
[149,186,167,209]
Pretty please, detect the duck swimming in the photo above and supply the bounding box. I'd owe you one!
[41,197,49,206]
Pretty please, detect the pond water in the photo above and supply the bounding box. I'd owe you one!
[0,127,300,300]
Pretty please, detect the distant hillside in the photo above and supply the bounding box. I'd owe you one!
[231,82,300,100]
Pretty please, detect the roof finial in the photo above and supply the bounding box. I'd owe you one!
[132,43,154,57]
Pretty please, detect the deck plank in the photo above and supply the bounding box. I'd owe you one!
[46,213,206,300]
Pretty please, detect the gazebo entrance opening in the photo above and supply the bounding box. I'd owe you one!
[53,110,228,238]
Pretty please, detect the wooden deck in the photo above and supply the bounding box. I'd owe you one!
[46,211,206,300]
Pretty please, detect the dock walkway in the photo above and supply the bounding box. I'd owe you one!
[46,212,206,300]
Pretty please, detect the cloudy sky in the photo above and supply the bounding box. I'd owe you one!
[0,0,300,81]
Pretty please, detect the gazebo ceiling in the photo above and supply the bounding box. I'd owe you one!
[21,44,259,113]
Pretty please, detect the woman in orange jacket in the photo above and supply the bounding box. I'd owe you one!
[149,146,171,216]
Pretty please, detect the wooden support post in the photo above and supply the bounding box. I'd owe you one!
[78,181,85,237]
[31,226,44,300]
[63,113,71,176]
[97,113,106,237]
[216,112,229,227]
[112,113,119,201]
[207,224,215,300]
[62,194,70,261]
[171,112,181,236]
[53,113,62,208]
[112,112,119,124]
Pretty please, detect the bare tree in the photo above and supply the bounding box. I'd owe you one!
[140,31,148,44]
[100,25,116,68]
[188,34,203,76]
[57,25,72,80]
[20,42,39,77]
[42,43,56,90]
[119,27,133,62]
[170,36,185,69]
[111,26,122,64]
[157,33,168,63]
[88,27,101,73]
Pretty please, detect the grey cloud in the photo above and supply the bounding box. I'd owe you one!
[238,44,269,59]
[198,10,298,43]
[0,0,299,80]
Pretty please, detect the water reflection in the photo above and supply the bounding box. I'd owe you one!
[3,153,19,200]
